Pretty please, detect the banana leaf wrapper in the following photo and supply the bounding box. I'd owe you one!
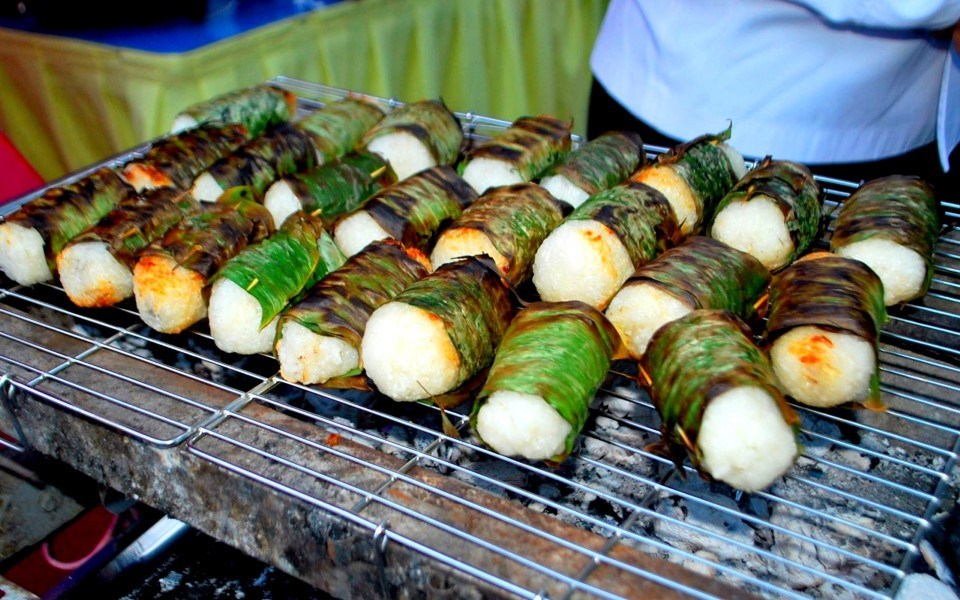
[466,115,573,181]
[645,127,740,229]
[541,131,644,195]
[65,188,200,269]
[642,309,798,468]
[394,257,516,393]
[712,157,823,268]
[623,236,770,318]
[829,175,940,298]
[471,301,621,461]
[211,212,345,328]
[206,124,317,198]
[567,182,678,268]
[123,124,250,190]
[284,153,388,227]
[175,84,296,137]
[444,183,566,284]
[142,187,275,281]
[297,98,385,164]
[761,254,888,407]
[359,166,478,251]
[361,99,463,166]
[4,168,134,270]
[278,239,431,358]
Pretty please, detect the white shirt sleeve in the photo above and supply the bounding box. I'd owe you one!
[785,0,960,30]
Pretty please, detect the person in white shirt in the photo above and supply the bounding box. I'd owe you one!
[589,0,960,192]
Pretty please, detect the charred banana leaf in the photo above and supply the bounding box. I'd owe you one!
[297,98,385,164]
[204,124,317,197]
[361,99,463,166]
[173,84,296,136]
[542,131,644,194]
[466,115,573,180]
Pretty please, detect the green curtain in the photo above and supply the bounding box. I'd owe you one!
[0,0,609,180]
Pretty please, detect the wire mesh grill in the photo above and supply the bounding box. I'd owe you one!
[1,77,957,599]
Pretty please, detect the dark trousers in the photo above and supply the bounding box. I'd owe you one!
[587,79,958,203]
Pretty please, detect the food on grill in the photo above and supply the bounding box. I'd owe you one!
[361,257,515,402]
[830,175,939,306]
[631,128,746,237]
[532,182,678,310]
[132,187,274,334]
[460,115,573,194]
[472,301,620,462]
[295,98,385,165]
[0,168,133,286]
[361,99,463,180]
[208,213,345,355]
[605,236,770,359]
[430,183,567,284]
[710,158,822,272]
[57,189,199,308]
[275,239,430,385]
[189,124,317,202]
[333,166,477,257]
[121,124,250,192]
[539,131,645,208]
[762,253,887,409]
[642,309,799,492]
[263,153,389,229]
[170,84,296,136]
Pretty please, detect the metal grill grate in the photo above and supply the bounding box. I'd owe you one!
[1,78,958,599]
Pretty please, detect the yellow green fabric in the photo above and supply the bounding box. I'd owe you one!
[0,0,608,180]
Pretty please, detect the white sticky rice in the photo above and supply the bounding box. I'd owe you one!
[769,325,875,408]
[208,278,279,354]
[711,194,793,271]
[461,158,524,195]
[539,174,590,208]
[633,165,699,236]
[263,180,303,229]
[361,301,460,401]
[532,220,634,310]
[430,227,507,274]
[0,222,52,285]
[835,238,926,306]
[697,386,797,492]
[57,242,133,307]
[133,255,207,334]
[475,391,572,461]
[366,132,436,181]
[719,142,748,179]
[605,283,693,358]
[276,321,359,385]
[170,113,199,134]
[190,172,226,203]
[333,211,391,257]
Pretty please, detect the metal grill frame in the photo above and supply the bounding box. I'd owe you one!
[0,77,957,599]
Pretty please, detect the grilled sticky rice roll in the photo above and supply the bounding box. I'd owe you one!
[132,187,274,334]
[0,168,133,286]
[461,115,572,195]
[830,175,940,306]
[605,236,770,359]
[631,128,746,237]
[430,183,567,284]
[296,97,384,165]
[361,99,463,180]
[472,301,621,462]
[275,239,431,385]
[710,157,822,272]
[208,212,344,355]
[58,188,199,308]
[189,123,317,202]
[762,253,888,409]
[539,131,645,208]
[643,309,800,492]
[532,181,678,310]
[361,256,515,402]
[263,152,390,229]
[333,166,477,257]
[121,124,250,192]
[171,84,296,136]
